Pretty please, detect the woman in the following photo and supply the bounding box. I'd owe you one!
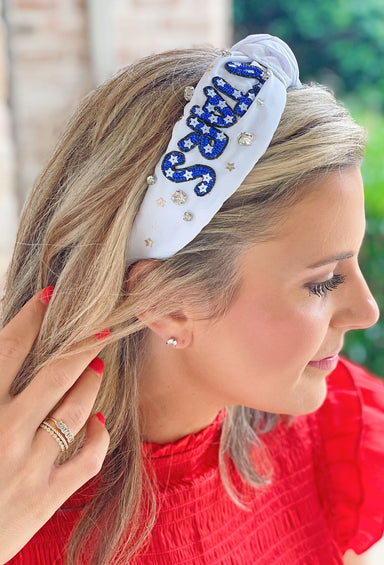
[0,35,383,565]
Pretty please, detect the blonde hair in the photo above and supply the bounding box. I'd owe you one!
[1,45,365,564]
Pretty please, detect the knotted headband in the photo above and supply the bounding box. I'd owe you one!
[126,34,301,262]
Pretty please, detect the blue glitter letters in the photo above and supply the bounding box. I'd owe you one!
[161,60,267,196]
[162,151,216,196]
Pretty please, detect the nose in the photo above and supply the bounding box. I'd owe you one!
[331,268,380,331]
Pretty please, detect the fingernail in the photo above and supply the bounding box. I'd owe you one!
[40,286,55,304]
[89,357,104,376]
[95,328,111,341]
[96,412,105,426]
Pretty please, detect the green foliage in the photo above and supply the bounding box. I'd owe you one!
[233,0,384,111]
[343,106,384,377]
[234,0,384,377]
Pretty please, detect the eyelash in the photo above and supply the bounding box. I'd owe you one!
[308,274,347,298]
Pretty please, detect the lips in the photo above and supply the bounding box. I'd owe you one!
[308,353,340,371]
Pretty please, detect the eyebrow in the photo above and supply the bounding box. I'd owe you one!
[307,252,354,269]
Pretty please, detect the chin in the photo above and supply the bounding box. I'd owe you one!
[292,383,328,416]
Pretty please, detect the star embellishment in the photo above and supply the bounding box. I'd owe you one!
[169,154,179,165]
[156,198,166,207]
[226,162,235,171]
[189,117,199,128]
[145,238,154,247]
[182,138,194,149]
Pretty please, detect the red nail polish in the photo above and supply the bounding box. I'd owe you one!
[89,357,104,376]
[95,328,111,341]
[96,412,105,426]
[41,286,55,304]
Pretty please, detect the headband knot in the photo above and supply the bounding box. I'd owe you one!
[231,34,299,89]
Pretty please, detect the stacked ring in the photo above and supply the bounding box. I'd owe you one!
[38,417,74,452]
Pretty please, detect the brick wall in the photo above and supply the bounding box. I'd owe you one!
[0,0,232,284]
[0,0,17,290]
[112,0,231,66]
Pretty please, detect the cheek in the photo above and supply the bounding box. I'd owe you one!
[226,297,327,369]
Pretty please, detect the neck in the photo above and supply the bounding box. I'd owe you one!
[138,334,223,444]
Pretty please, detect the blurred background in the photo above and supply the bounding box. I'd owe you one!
[0,0,383,376]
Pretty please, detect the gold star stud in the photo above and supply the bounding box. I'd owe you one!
[156,198,166,207]
[226,162,235,171]
[145,238,153,247]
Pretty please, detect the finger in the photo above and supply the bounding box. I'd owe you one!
[32,358,104,457]
[17,328,109,427]
[47,414,109,508]
[0,288,52,397]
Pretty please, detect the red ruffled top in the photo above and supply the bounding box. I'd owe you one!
[6,357,384,564]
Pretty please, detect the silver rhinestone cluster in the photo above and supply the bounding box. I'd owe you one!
[184,86,194,101]
[171,190,188,205]
[57,419,74,443]
[238,132,254,146]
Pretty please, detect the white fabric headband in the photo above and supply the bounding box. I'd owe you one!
[126,34,301,263]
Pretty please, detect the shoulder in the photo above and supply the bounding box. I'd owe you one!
[309,356,384,557]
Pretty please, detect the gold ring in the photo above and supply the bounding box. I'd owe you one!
[39,417,74,452]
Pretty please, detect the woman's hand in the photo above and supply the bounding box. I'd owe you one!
[0,288,110,563]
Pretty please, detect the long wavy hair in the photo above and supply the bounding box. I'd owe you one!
[1,44,365,564]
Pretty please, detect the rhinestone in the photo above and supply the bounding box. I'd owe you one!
[262,70,271,80]
[221,49,232,57]
[147,175,156,185]
[184,86,194,101]
[145,238,154,247]
[238,132,254,146]
[256,98,264,106]
[171,190,187,205]
[226,162,235,171]
[57,420,74,442]
[183,211,193,222]
[156,198,166,207]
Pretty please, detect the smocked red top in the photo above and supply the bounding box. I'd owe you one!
[7,357,384,564]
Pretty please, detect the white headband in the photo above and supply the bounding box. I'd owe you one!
[126,34,301,263]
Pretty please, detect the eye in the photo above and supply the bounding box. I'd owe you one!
[308,274,346,298]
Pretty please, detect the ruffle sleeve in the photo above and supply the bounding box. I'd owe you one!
[311,356,384,556]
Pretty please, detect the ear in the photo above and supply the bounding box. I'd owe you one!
[126,260,193,349]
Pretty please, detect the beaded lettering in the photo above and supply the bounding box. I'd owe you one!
[161,60,267,196]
